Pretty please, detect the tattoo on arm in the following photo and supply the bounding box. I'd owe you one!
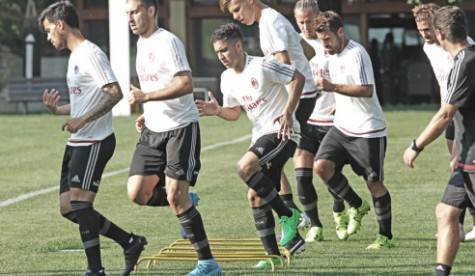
[84,82,123,123]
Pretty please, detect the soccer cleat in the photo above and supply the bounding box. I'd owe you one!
[285,233,306,255]
[279,208,301,246]
[187,259,221,276]
[305,226,323,242]
[84,268,106,276]
[254,257,283,269]
[123,234,148,276]
[366,234,395,249]
[333,211,349,240]
[347,200,370,236]
[463,227,475,242]
[297,212,311,229]
[180,192,201,238]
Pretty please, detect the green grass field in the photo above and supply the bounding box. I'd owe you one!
[1,107,474,275]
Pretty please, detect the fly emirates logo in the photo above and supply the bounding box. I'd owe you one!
[138,65,159,82]
[242,95,268,112]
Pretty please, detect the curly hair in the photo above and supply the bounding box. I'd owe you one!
[412,3,440,23]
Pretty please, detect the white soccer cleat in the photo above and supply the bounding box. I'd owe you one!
[298,212,311,229]
[463,227,475,242]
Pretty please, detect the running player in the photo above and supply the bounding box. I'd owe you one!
[403,6,475,275]
[293,0,349,242]
[219,0,318,217]
[126,0,220,275]
[39,1,147,275]
[413,2,475,242]
[314,11,394,249]
[197,23,305,269]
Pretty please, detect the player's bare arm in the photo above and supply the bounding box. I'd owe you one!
[316,76,373,97]
[42,89,70,115]
[300,38,316,60]
[273,51,291,65]
[274,70,304,140]
[195,91,241,121]
[128,71,193,104]
[62,81,123,133]
[403,103,458,168]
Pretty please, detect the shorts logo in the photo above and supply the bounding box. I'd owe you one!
[74,65,79,74]
[256,147,265,155]
[251,78,259,89]
[176,169,185,176]
[92,181,100,187]
[71,175,81,183]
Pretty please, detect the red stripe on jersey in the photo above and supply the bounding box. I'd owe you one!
[68,139,101,144]
[458,162,475,172]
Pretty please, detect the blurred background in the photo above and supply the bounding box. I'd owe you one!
[1,0,475,114]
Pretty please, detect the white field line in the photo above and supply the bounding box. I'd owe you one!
[0,134,251,208]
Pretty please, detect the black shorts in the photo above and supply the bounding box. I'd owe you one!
[60,134,116,194]
[445,120,455,141]
[298,124,331,155]
[249,134,297,191]
[315,127,386,182]
[441,170,475,209]
[129,122,201,186]
[296,97,317,140]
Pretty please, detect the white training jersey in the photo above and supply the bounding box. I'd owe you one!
[66,40,116,146]
[259,7,317,98]
[301,35,335,126]
[423,37,474,102]
[136,28,199,133]
[221,55,300,144]
[327,40,386,138]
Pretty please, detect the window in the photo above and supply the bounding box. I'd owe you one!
[83,0,108,9]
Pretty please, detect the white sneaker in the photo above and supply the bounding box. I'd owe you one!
[463,227,475,242]
[298,212,311,229]
[305,226,323,242]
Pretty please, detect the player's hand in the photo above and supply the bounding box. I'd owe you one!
[403,147,419,168]
[316,76,334,92]
[62,117,87,133]
[450,156,457,172]
[42,89,60,114]
[195,91,221,116]
[274,112,293,140]
[128,84,147,104]
[135,114,145,133]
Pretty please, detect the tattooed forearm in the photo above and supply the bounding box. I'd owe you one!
[83,82,123,123]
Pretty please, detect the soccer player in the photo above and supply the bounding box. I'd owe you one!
[39,2,147,275]
[413,3,475,242]
[218,0,318,216]
[196,23,305,269]
[293,0,349,242]
[314,11,394,249]
[403,6,475,276]
[125,1,221,275]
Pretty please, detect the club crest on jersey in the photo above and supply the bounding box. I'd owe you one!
[251,78,259,89]
[74,65,79,74]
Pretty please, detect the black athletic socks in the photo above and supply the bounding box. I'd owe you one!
[325,171,362,208]
[372,192,392,239]
[147,186,170,206]
[434,263,451,276]
[459,208,466,225]
[296,168,322,227]
[328,189,345,213]
[252,205,280,255]
[177,206,213,260]
[71,201,102,272]
[247,172,292,218]
[280,194,299,210]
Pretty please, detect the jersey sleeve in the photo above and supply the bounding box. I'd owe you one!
[86,49,118,88]
[162,35,191,76]
[262,18,290,54]
[349,48,375,86]
[220,73,240,108]
[261,59,295,86]
[445,58,474,107]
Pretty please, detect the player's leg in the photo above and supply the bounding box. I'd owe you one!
[69,135,146,275]
[279,172,300,211]
[463,206,475,241]
[435,203,462,276]
[165,122,220,275]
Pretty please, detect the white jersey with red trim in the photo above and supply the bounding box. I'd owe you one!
[66,40,116,146]
[328,40,386,138]
[301,35,335,126]
[259,7,316,99]
[221,55,300,144]
[136,28,199,133]
[423,37,474,102]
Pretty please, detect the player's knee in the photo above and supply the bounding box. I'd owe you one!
[236,160,258,181]
[366,181,387,196]
[314,160,334,181]
[247,190,261,207]
[435,203,459,225]
[166,189,180,209]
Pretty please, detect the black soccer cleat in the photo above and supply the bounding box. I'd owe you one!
[123,233,148,276]
[84,268,106,276]
[285,233,305,255]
